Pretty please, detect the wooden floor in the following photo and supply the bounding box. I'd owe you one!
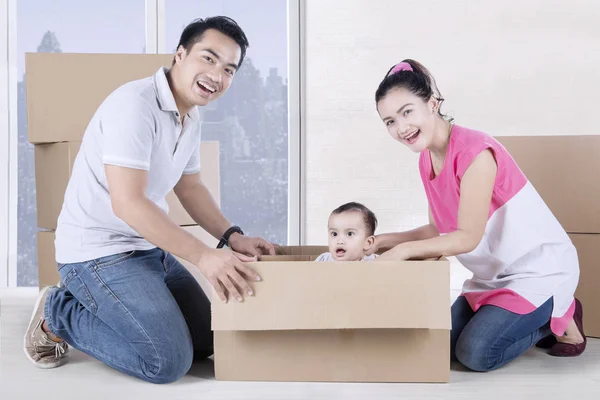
[2,288,599,400]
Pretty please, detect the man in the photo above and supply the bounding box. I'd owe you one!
[24,16,275,384]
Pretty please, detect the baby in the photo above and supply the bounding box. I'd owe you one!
[315,202,378,262]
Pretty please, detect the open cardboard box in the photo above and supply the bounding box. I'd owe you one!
[212,245,451,383]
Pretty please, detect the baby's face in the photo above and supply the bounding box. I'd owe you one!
[327,212,373,261]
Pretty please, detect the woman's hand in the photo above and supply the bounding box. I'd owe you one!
[374,244,411,261]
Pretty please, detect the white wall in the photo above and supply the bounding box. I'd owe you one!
[304,0,600,289]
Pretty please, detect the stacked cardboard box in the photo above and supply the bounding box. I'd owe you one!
[497,135,600,338]
[26,53,220,291]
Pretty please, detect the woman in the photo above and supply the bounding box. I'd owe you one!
[373,59,586,371]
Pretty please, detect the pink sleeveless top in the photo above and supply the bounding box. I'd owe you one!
[419,125,578,335]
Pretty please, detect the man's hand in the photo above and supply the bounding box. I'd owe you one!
[228,233,276,259]
[195,248,261,303]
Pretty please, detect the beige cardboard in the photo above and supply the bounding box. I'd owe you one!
[569,234,600,338]
[34,141,220,228]
[37,231,58,289]
[165,141,221,226]
[212,261,451,331]
[34,142,81,230]
[260,255,317,262]
[212,255,451,383]
[273,245,329,256]
[26,53,173,144]
[496,135,600,233]
[214,329,450,383]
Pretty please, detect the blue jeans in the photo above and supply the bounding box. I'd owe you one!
[451,295,553,372]
[44,248,213,384]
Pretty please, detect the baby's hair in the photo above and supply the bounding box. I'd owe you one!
[331,202,378,236]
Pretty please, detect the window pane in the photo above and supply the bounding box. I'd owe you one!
[17,1,145,286]
[166,1,290,246]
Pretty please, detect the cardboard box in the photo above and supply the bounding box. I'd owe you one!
[212,246,451,383]
[569,234,600,338]
[37,225,217,291]
[165,141,221,226]
[37,230,58,289]
[34,142,81,229]
[496,135,600,233]
[34,141,220,229]
[26,53,173,144]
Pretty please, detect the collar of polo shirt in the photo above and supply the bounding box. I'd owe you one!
[153,67,200,122]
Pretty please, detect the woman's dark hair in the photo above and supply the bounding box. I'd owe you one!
[175,16,249,67]
[375,59,452,121]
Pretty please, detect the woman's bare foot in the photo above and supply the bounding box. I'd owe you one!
[555,318,585,345]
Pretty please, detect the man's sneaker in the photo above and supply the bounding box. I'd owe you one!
[23,286,69,368]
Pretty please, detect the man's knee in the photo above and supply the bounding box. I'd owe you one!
[141,337,194,384]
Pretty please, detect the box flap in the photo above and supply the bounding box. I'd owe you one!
[261,255,317,262]
[496,135,600,233]
[212,260,451,331]
[273,245,329,256]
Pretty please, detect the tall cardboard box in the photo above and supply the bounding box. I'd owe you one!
[37,231,58,289]
[496,135,600,234]
[34,141,220,228]
[568,234,600,338]
[496,135,600,338]
[212,246,451,383]
[26,53,174,144]
[37,225,217,290]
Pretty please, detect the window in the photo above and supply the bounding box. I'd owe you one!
[166,0,290,246]
[9,0,297,287]
[16,0,146,286]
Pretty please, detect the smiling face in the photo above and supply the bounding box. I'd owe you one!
[327,211,375,261]
[172,28,241,110]
[377,87,440,153]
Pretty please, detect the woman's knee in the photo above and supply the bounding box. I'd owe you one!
[455,334,499,372]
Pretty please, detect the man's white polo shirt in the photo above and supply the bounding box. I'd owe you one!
[55,67,202,264]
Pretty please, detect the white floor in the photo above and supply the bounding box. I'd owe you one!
[2,288,599,400]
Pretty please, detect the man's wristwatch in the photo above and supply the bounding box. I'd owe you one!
[217,225,244,249]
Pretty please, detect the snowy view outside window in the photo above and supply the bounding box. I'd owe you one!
[17,0,290,286]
